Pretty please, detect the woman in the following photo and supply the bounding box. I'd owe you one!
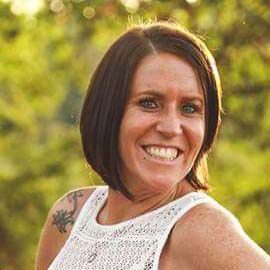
[36,22,270,270]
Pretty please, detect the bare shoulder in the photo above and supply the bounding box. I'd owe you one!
[171,200,270,270]
[35,186,98,270]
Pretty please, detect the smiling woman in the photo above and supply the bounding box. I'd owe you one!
[80,22,221,201]
[35,21,270,270]
[118,53,205,196]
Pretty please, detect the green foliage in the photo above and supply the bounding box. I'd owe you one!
[0,0,269,269]
[209,139,270,250]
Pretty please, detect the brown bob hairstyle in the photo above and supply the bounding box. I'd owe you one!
[80,21,222,201]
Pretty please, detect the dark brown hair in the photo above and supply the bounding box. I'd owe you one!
[80,21,222,200]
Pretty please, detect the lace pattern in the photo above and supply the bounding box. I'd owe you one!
[48,186,215,270]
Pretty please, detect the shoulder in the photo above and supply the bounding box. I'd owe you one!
[170,200,270,270]
[35,186,99,270]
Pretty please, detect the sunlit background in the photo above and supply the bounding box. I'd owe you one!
[0,0,270,269]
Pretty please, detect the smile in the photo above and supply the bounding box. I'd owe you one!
[142,146,180,161]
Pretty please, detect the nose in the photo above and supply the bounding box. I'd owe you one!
[155,111,183,138]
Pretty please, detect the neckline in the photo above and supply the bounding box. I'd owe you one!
[92,186,205,229]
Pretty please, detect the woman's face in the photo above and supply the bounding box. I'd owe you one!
[118,52,205,196]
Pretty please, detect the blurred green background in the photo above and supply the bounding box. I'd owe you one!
[0,0,269,269]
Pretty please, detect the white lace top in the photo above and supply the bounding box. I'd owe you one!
[48,185,217,270]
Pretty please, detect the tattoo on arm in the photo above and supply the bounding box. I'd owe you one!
[52,190,84,233]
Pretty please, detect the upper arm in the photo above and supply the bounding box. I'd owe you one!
[172,203,270,270]
[35,186,96,270]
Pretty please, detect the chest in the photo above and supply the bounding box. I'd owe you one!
[49,221,192,270]
[49,189,208,270]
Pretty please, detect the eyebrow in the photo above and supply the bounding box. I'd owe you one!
[136,89,164,98]
[136,89,204,104]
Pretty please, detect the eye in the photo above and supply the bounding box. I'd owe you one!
[181,103,198,114]
[138,98,158,109]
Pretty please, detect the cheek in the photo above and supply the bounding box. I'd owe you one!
[120,111,155,138]
[119,111,154,153]
[189,119,205,151]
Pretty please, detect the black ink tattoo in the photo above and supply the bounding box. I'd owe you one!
[52,190,84,233]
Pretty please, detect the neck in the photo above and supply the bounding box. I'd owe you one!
[97,179,195,225]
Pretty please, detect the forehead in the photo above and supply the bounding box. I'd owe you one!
[131,52,204,99]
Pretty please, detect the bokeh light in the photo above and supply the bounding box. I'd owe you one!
[83,6,95,19]
[120,0,140,13]
[50,0,65,13]
[5,0,44,15]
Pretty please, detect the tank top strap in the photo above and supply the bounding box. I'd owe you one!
[71,185,108,235]
[152,191,217,270]
[166,191,217,234]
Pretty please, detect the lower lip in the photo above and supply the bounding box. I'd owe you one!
[141,147,181,165]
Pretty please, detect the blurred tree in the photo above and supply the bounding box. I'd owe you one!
[0,0,269,269]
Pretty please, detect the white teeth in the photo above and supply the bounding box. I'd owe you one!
[160,148,165,156]
[144,146,178,161]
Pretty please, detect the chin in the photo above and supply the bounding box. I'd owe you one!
[145,175,181,192]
